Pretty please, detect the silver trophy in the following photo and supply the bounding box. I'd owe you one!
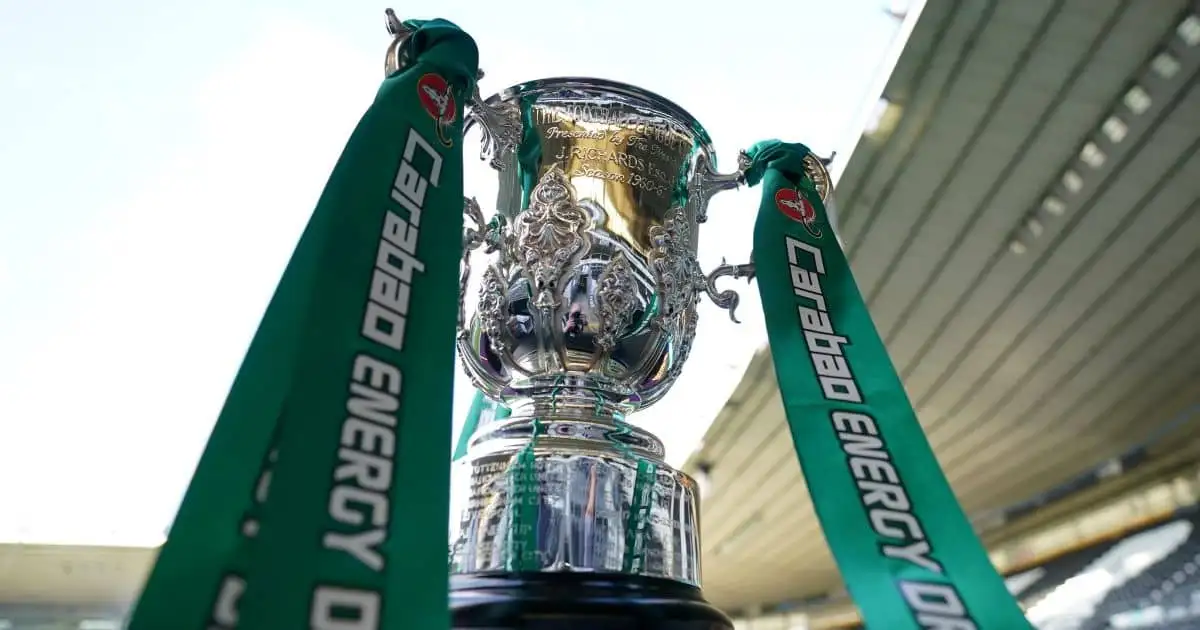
[452,75,765,586]
[382,9,833,599]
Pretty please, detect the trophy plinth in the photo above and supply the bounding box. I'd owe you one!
[447,75,751,628]
[449,572,731,629]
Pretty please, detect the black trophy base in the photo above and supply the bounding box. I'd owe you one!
[450,572,734,629]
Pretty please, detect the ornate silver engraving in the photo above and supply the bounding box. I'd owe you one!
[467,70,522,171]
[594,253,640,355]
[459,197,487,334]
[459,197,509,335]
[648,206,698,329]
[514,166,591,311]
[477,264,511,355]
[665,307,699,383]
[688,150,752,223]
[463,196,487,242]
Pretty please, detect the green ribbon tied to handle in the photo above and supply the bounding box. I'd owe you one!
[127,18,478,630]
[746,140,1032,629]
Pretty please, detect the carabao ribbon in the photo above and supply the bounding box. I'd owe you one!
[747,140,1031,629]
[127,19,477,630]
[453,389,511,461]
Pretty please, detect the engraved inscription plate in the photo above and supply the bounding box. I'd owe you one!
[536,105,686,199]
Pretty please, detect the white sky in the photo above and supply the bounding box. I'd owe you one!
[0,0,914,546]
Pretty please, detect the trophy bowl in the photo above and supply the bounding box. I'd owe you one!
[457,77,748,411]
[450,77,751,626]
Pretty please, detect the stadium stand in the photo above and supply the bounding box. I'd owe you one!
[1014,509,1200,629]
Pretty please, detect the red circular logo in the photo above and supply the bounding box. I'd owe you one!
[775,188,816,223]
[417,74,456,123]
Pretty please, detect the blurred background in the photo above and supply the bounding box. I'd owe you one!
[1,0,1199,627]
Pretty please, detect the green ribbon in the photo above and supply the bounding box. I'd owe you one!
[747,140,1031,629]
[508,416,544,571]
[453,389,511,462]
[127,19,477,630]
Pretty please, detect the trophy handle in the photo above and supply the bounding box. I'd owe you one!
[384,11,521,168]
[689,150,753,224]
[458,198,532,386]
[383,9,415,76]
[696,257,756,323]
[690,147,835,322]
[466,70,523,171]
[459,197,486,333]
[459,197,510,330]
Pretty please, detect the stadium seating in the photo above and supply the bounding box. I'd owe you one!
[1013,509,1200,629]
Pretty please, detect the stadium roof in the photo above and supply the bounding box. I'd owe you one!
[689,0,1200,614]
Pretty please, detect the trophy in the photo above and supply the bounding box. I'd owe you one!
[426,19,831,623]
[450,78,747,628]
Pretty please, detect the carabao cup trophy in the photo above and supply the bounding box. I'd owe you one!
[422,23,832,628]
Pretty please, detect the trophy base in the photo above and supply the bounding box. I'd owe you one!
[449,572,733,629]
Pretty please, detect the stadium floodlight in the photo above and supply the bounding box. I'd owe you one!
[1080,142,1107,169]
[1042,196,1067,216]
[1177,14,1200,46]
[1062,170,1084,193]
[1123,85,1152,115]
[1101,116,1128,143]
[1026,217,1045,238]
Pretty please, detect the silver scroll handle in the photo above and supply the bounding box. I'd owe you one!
[689,147,836,321]
[467,70,522,171]
[383,9,414,76]
[458,197,506,332]
[691,149,837,223]
[697,257,756,323]
[384,9,522,170]
[690,150,754,224]
[687,148,754,321]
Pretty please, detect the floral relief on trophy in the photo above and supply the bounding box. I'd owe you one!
[664,307,698,384]
[688,150,752,224]
[594,252,640,360]
[647,205,700,331]
[473,264,521,374]
[515,165,592,312]
[459,195,515,330]
[460,197,496,331]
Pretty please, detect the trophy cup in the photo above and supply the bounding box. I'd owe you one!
[439,66,806,628]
